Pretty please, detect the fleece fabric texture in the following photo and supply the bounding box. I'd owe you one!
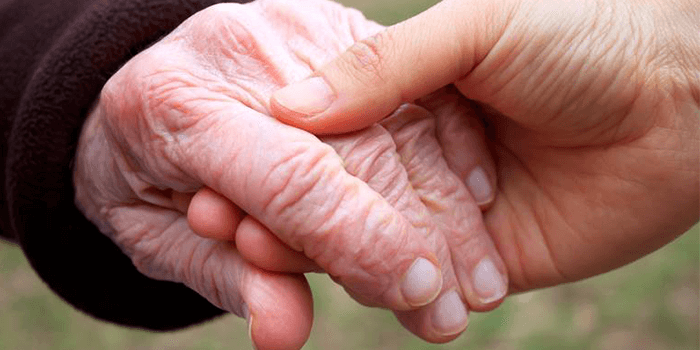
[1,0,252,330]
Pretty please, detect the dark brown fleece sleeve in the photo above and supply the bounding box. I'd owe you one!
[1,0,252,330]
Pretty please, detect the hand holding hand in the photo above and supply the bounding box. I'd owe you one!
[73,0,508,347]
[271,0,700,291]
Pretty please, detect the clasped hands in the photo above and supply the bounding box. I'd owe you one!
[73,0,700,349]
[74,1,503,347]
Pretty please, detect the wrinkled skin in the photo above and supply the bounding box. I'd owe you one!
[271,0,700,293]
[73,0,506,348]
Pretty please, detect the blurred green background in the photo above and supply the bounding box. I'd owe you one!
[1,1,698,349]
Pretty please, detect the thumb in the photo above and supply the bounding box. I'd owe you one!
[270,0,510,134]
[109,204,313,350]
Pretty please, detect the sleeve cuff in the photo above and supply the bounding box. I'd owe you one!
[5,0,252,330]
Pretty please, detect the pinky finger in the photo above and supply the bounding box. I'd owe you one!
[187,187,245,240]
[185,187,322,273]
[236,216,322,273]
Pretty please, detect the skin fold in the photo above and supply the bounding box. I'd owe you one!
[271,0,700,293]
[74,0,700,348]
[73,0,506,347]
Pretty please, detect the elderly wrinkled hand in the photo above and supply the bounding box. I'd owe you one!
[72,0,506,348]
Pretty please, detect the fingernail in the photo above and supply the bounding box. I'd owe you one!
[272,77,335,116]
[432,290,469,336]
[243,304,258,350]
[467,166,493,205]
[472,257,507,304]
[400,258,442,307]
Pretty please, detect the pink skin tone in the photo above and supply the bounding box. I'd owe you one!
[199,0,700,345]
[270,0,700,294]
[73,1,505,348]
[74,0,699,348]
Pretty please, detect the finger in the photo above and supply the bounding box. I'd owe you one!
[174,108,443,311]
[186,187,323,272]
[187,187,245,241]
[322,126,469,341]
[394,289,469,343]
[108,2,443,312]
[270,0,511,134]
[244,268,313,350]
[108,204,313,350]
[381,104,508,312]
[236,216,323,273]
[419,89,498,209]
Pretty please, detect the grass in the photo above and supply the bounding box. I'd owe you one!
[1,0,698,349]
[1,226,697,350]
[336,0,440,25]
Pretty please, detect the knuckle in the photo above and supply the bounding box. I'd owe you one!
[259,142,342,224]
[447,223,490,255]
[100,49,163,125]
[381,105,437,145]
[341,30,394,85]
[320,202,406,289]
[184,3,262,58]
[99,65,139,121]
[325,127,394,175]
[323,126,407,203]
[381,105,443,182]
[99,78,119,113]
